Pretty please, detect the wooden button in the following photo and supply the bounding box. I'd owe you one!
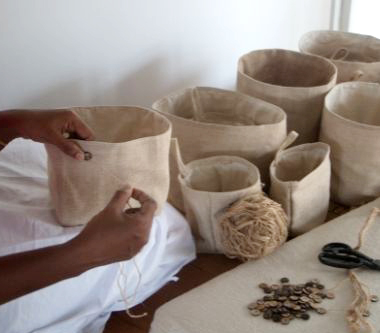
[326,292,335,299]
[363,310,370,317]
[281,318,290,325]
[370,295,378,303]
[263,310,272,319]
[316,307,327,315]
[247,302,257,310]
[272,314,282,322]
[250,309,261,316]
[301,313,310,320]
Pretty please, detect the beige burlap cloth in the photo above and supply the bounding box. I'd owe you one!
[150,198,380,333]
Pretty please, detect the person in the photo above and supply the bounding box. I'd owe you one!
[0,109,156,305]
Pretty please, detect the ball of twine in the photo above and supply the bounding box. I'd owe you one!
[219,193,288,262]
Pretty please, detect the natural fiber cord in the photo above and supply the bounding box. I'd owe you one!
[346,207,380,333]
[219,193,288,262]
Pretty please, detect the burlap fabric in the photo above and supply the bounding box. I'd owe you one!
[173,139,261,253]
[320,82,380,206]
[150,198,380,333]
[45,106,171,226]
[152,87,286,212]
[237,49,337,144]
[300,30,380,83]
[269,132,331,236]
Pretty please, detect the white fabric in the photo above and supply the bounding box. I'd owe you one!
[0,139,196,333]
[150,198,380,333]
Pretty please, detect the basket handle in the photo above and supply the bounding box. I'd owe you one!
[274,131,299,164]
[331,48,349,61]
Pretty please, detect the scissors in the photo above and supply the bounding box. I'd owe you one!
[318,242,380,270]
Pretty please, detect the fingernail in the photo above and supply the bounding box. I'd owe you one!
[120,184,132,193]
[74,152,84,160]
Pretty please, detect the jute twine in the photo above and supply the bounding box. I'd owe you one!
[115,202,148,319]
[219,193,288,262]
[346,207,380,333]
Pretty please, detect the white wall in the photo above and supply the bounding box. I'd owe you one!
[0,0,331,109]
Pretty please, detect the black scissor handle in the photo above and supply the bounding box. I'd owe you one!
[318,252,363,269]
[320,242,380,270]
[322,242,351,252]
[322,242,375,262]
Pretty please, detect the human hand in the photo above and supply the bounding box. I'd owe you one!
[69,186,157,266]
[0,110,94,160]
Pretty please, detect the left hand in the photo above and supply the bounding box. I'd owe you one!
[0,110,95,160]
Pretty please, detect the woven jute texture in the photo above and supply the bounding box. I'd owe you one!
[153,87,286,212]
[300,30,380,83]
[46,106,171,226]
[270,132,331,236]
[237,49,337,144]
[173,139,262,253]
[320,82,380,206]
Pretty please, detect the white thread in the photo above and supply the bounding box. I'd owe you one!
[90,164,148,319]
[117,259,148,318]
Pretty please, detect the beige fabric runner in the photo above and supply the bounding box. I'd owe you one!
[150,198,380,333]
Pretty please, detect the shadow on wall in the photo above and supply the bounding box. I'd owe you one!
[20,57,205,109]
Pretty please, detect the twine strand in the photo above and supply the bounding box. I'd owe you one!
[117,259,148,319]
[346,207,380,333]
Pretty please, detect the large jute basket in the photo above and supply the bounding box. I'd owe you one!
[45,106,171,226]
[172,139,262,253]
[320,82,380,206]
[152,87,286,211]
[299,30,380,83]
[269,132,331,236]
[237,49,337,144]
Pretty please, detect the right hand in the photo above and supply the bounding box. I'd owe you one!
[69,185,157,266]
[0,110,95,160]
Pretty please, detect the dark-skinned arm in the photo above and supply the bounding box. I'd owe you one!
[0,109,157,305]
[0,187,156,305]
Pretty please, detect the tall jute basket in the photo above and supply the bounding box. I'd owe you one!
[320,82,380,206]
[237,49,337,144]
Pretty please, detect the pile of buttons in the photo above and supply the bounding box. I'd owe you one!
[247,277,335,325]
